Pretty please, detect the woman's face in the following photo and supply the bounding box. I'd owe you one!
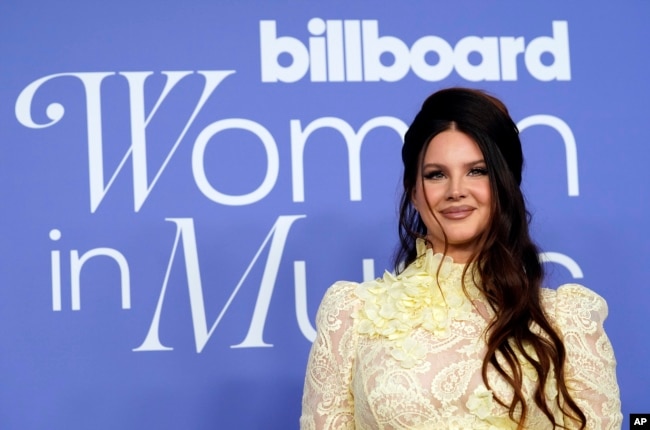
[412,129,492,263]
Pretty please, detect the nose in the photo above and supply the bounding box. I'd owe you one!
[446,176,466,200]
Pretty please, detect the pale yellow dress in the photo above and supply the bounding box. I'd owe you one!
[300,240,622,429]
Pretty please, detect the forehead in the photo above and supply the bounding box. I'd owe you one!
[422,130,483,163]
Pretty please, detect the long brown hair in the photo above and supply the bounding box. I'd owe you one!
[396,88,586,429]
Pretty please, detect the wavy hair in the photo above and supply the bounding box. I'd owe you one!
[395,88,586,429]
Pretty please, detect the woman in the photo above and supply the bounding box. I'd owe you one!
[300,88,622,429]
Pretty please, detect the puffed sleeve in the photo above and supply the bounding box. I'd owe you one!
[549,284,622,429]
[300,281,359,430]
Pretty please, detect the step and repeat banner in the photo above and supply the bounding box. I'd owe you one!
[1,1,648,429]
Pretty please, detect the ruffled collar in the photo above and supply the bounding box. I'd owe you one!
[352,239,484,367]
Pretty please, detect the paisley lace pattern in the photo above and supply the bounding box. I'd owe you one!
[301,241,622,429]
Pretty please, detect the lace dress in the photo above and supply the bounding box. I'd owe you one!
[300,241,622,429]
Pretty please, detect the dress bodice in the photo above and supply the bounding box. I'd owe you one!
[300,241,622,429]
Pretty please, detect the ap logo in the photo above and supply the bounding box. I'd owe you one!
[632,414,650,428]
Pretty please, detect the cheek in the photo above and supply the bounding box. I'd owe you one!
[481,189,492,206]
[478,186,493,224]
[415,186,444,212]
[475,181,492,206]
[412,183,426,210]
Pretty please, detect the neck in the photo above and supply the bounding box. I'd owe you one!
[430,243,476,264]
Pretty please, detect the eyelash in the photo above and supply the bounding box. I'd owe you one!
[423,170,445,180]
[423,167,488,180]
[469,167,488,176]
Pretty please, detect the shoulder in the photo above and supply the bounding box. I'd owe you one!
[314,281,362,325]
[541,283,608,316]
[541,283,610,332]
[319,280,361,310]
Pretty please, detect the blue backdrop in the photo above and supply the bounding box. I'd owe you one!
[1,1,648,428]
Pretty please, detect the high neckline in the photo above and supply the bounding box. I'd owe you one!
[352,239,486,367]
[398,239,481,296]
[409,238,467,274]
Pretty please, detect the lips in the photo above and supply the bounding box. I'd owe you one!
[439,205,475,220]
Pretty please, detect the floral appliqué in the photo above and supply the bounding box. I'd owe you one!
[466,385,494,419]
[352,239,482,368]
[466,386,519,429]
